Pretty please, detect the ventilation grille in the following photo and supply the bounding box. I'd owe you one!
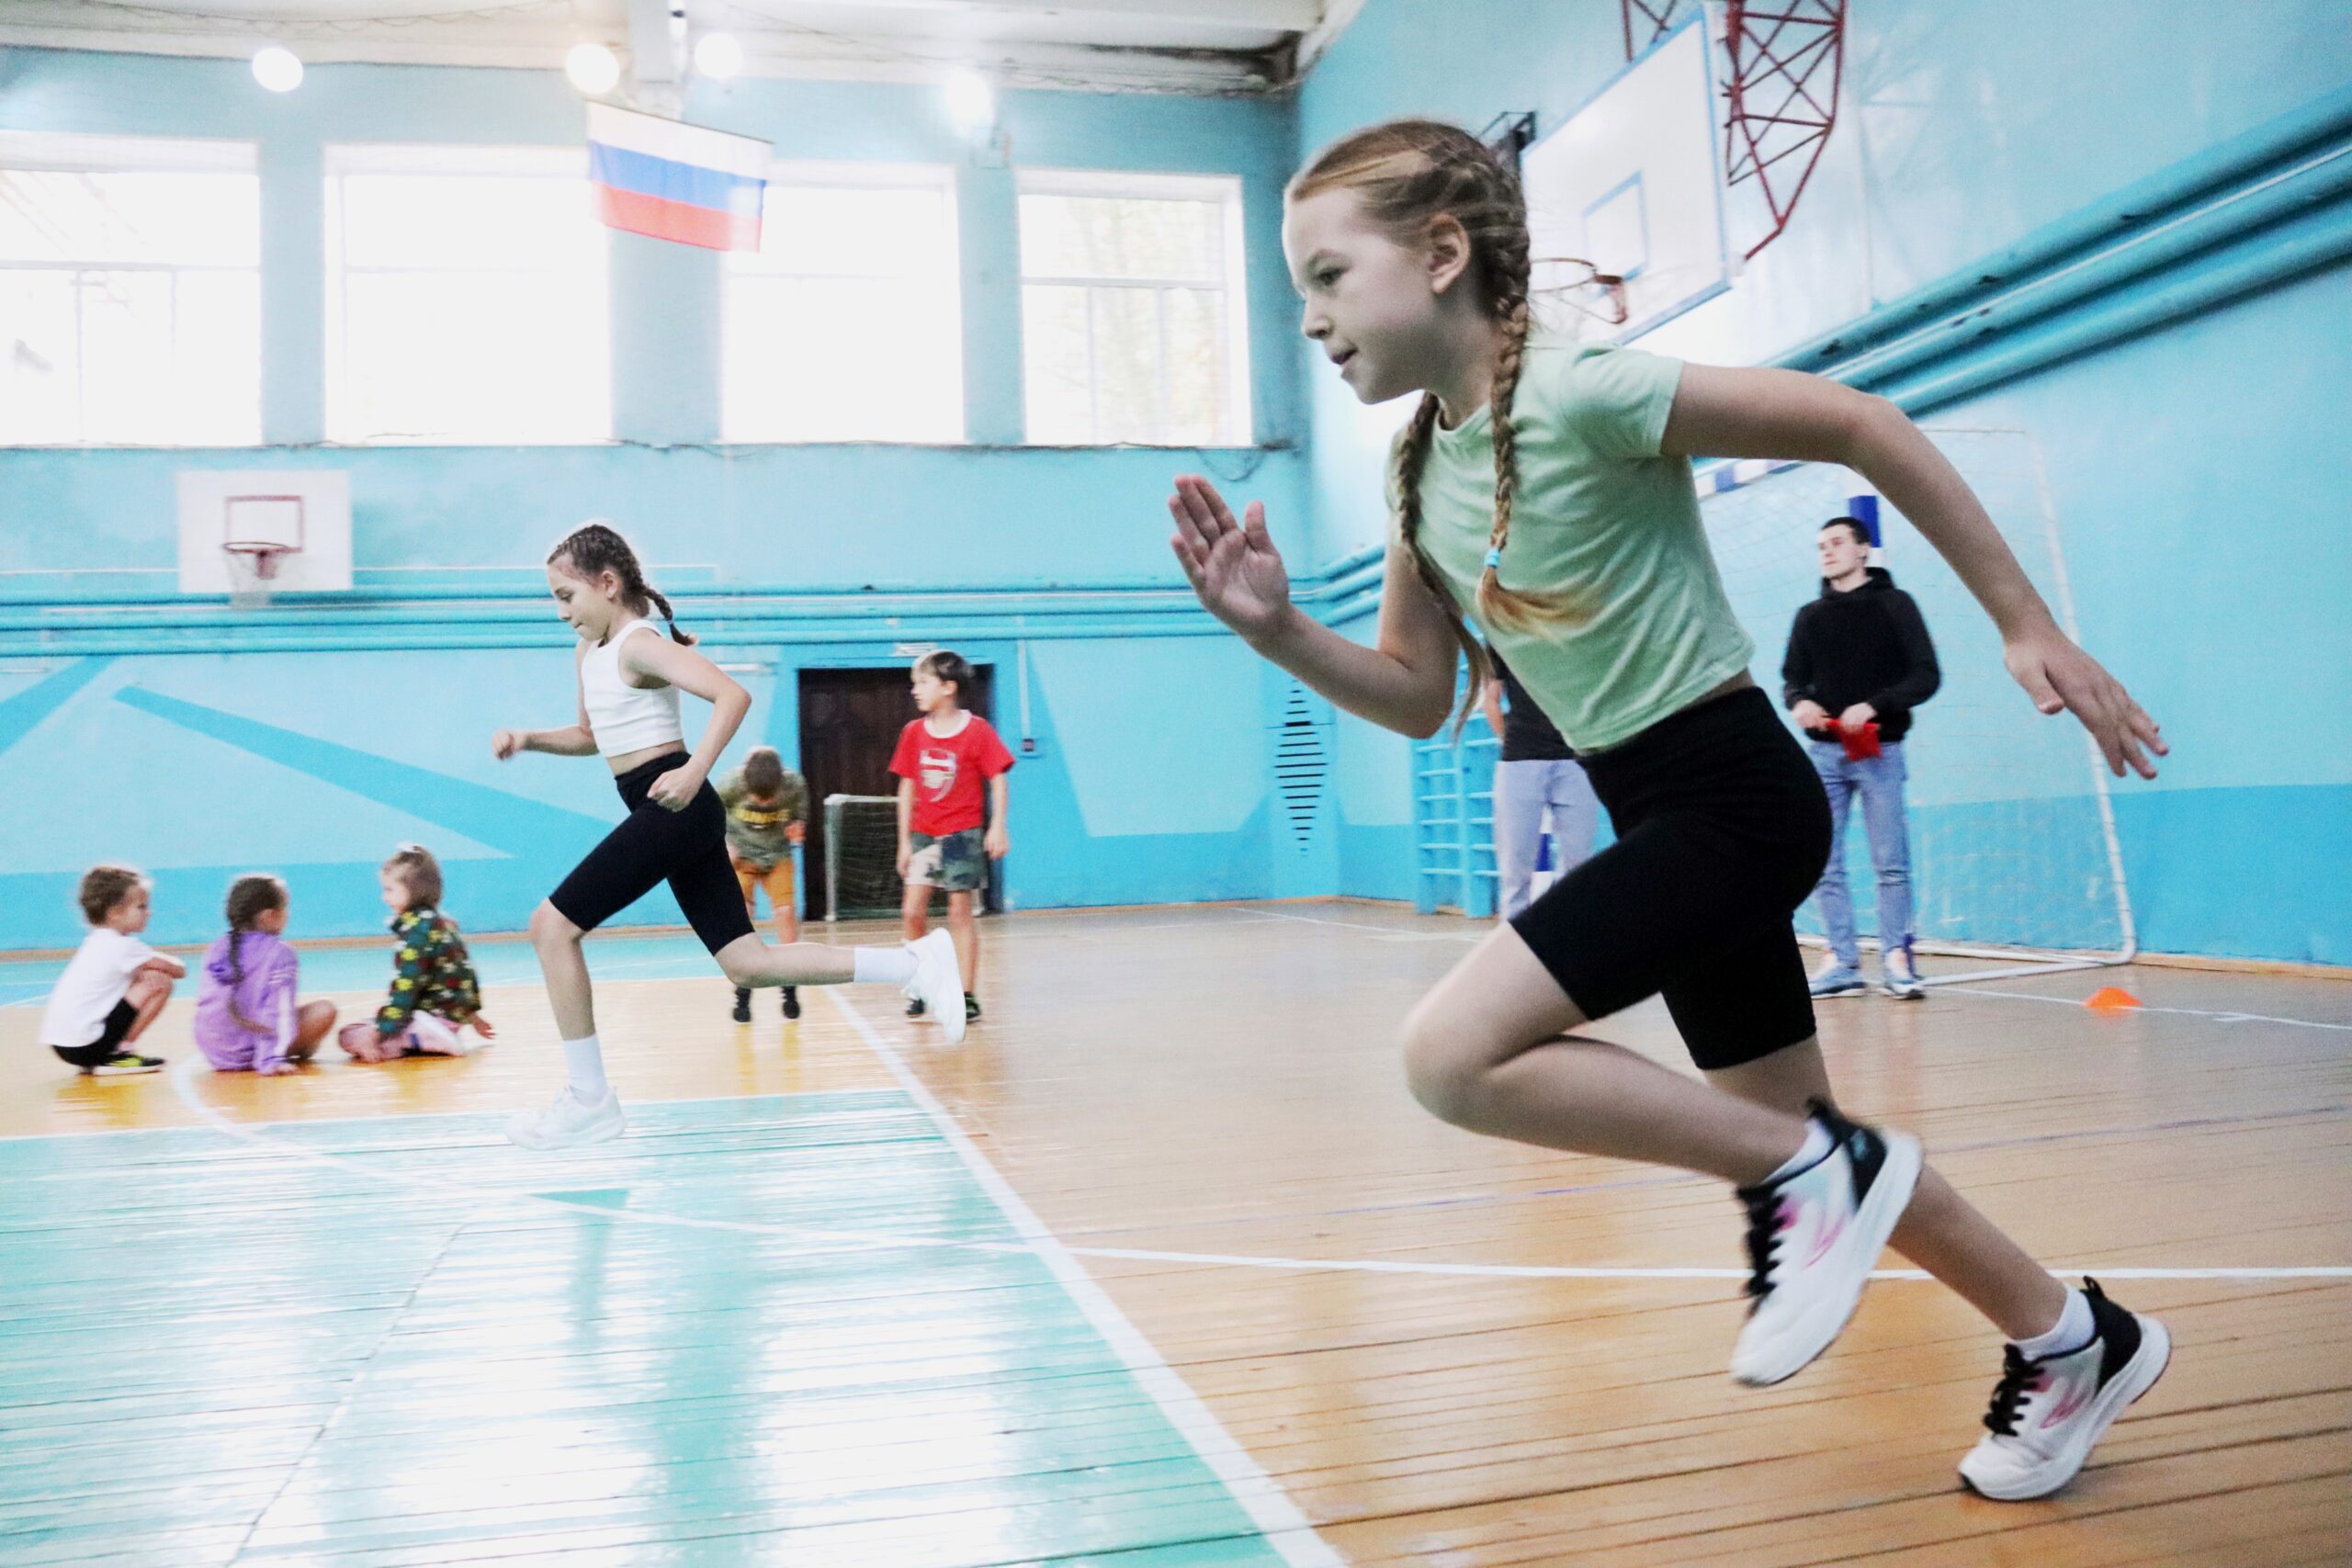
[1274,682,1329,852]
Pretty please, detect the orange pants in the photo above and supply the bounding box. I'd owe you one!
[732,853,795,917]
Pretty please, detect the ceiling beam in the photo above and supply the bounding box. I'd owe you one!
[714,0,1323,32]
[0,21,1288,93]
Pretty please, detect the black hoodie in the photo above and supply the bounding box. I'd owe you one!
[1781,566,1939,744]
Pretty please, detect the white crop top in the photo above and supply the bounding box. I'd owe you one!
[581,618,684,758]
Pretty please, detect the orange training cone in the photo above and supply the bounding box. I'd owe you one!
[2084,987,2143,1012]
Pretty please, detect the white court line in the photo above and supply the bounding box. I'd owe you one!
[1238,907,1482,942]
[824,988,1346,1568]
[1954,987,2352,1034]
[1236,913,2352,1030]
[153,1055,2352,1290]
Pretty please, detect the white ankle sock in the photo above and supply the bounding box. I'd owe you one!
[1763,1121,1835,1185]
[854,946,917,985]
[2013,1286,2094,1359]
[562,1033,609,1101]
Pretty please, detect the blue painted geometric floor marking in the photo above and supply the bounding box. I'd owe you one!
[0,1094,1298,1566]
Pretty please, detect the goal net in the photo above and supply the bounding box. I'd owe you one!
[1696,426,2135,983]
[822,794,905,922]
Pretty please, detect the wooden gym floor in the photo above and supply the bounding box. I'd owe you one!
[2,901,2346,1565]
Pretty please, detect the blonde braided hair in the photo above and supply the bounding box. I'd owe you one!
[1292,119,1580,728]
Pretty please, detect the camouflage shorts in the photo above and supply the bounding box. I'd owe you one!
[906,828,987,893]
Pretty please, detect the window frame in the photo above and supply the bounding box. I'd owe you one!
[0,130,262,448]
[322,141,612,446]
[1014,167,1253,448]
[720,159,965,446]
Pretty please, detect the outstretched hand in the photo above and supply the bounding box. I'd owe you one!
[2003,626,2167,779]
[1168,475,1292,642]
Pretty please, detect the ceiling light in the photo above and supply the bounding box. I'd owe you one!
[566,41,622,96]
[944,68,993,134]
[693,31,743,80]
[251,46,303,93]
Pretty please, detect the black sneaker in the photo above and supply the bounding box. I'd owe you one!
[1960,1279,2171,1499]
[87,1053,164,1077]
[781,986,800,1021]
[905,996,925,1018]
[964,995,981,1024]
[1730,1098,1921,1386]
[730,987,752,1023]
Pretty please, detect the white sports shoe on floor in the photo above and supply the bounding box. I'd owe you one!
[505,1085,627,1150]
[1730,1099,1922,1386]
[903,929,967,1045]
[1960,1279,2171,1500]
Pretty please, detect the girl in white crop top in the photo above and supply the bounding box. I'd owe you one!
[489,521,968,1151]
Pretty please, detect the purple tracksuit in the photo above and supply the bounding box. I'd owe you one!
[192,931,300,1072]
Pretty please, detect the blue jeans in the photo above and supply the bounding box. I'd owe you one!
[1807,739,1914,969]
[1492,758,1600,919]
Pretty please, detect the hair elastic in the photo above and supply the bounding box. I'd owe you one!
[1483,547,1502,570]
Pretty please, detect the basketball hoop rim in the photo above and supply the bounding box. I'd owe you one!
[223,541,293,581]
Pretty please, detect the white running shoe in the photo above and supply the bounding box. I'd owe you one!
[1730,1099,1922,1386]
[903,929,967,1045]
[505,1085,626,1150]
[1960,1280,2170,1500]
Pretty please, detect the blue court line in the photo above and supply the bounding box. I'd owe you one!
[0,656,115,756]
[0,1094,1305,1566]
[112,686,609,854]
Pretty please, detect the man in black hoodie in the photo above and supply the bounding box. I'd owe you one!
[1782,517,1939,1000]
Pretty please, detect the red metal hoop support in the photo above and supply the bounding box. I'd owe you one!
[1721,0,1848,260]
[1622,0,1848,263]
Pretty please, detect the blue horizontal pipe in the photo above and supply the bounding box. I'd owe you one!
[0,595,1206,636]
[1883,197,2352,413]
[1779,82,2352,374]
[0,617,1252,658]
[0,546,1384,613]
[1833,142,2352,392]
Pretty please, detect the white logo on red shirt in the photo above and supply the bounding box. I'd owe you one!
[919,746,959,801]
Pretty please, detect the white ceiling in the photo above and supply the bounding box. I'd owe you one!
[0,0,1368,95]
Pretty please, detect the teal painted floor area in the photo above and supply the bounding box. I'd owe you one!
[0,1094,1297,1566]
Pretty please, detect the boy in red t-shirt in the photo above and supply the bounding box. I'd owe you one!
[889,650,1013,1026]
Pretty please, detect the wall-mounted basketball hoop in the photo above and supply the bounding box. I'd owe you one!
[221,495,305,610]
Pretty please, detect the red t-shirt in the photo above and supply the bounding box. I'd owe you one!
[889,713,1014,836]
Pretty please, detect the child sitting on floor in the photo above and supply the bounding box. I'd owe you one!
[193,874,338,1075]
[338,844,495,1063]
[40,864,185,1077]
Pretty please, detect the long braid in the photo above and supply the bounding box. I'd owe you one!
[1393,393,1491,732]
[1474,244,1576,630]
[222,874,286,1036]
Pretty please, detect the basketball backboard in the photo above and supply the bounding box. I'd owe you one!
[1521,12,1729,342]
[176,470,354,598]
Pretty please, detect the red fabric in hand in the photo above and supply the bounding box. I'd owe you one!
[1832,720,1882,761]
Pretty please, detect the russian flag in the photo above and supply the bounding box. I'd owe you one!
[586,103,770,252]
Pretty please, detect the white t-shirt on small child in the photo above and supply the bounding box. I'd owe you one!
[40,928,158,1050]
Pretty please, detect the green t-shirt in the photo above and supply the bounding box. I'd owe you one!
[716,767,807,863]
[1396,337,1754,753]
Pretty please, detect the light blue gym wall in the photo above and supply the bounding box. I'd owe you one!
[1298,0,2352,963]
[0,46,1326,948]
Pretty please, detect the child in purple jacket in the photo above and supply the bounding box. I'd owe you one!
[192,875,339,1075]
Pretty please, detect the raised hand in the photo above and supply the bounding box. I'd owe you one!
[2003,625,2167,779]
[1168,475,1292,642]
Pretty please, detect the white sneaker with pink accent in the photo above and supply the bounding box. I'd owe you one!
[1960,1279,2170,1499]
[1729,1099,1921,1386]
